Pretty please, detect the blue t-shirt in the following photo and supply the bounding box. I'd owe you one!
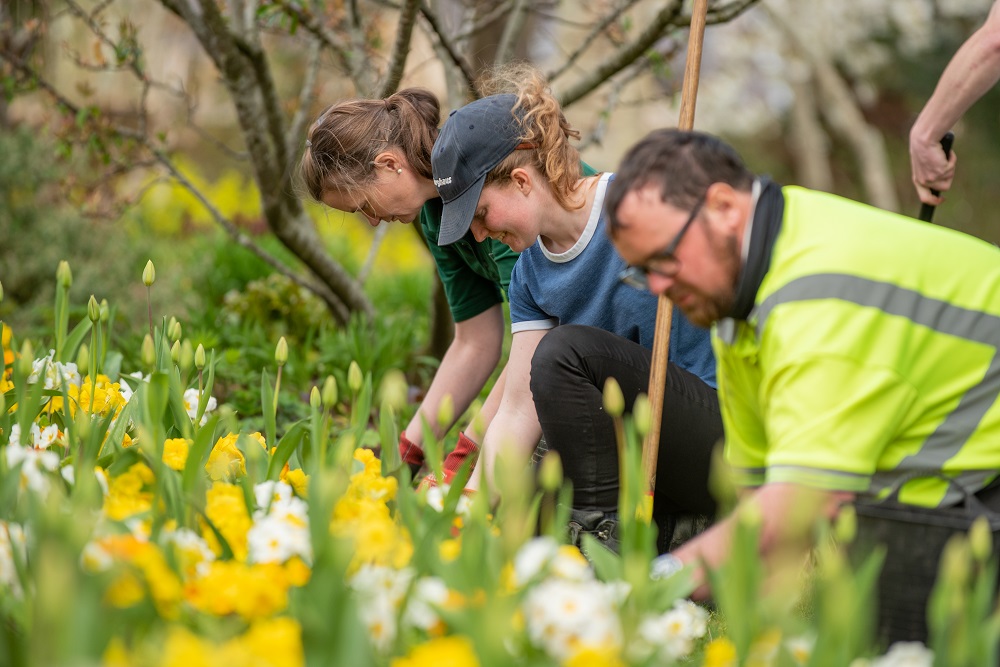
[508,173,717,387]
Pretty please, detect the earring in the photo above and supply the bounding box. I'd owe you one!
[396,168,403,174]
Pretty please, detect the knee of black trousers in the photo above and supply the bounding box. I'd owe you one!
[529,325,589,393]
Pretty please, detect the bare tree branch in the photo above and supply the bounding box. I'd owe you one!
[452,0,512,42]
[494,0,530,66]
[557,0,683,108]
[547,0,643,82]
[272,0,362,87]
[418,2,478,98]
[287,36,323,160]
[375,0,421,98]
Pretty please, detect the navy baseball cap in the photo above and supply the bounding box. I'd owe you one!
[432,94,524,246]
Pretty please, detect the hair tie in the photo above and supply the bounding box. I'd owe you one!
[383,98,392,111]
[305,139,312,148]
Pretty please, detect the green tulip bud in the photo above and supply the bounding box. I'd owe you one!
[632,393,651,437]
[970,515,993,563]
[538,450,563,493]
[437,393,454,429]
[75,412,91,442]
[0,280,4,304]
[17,340,33,377]
[602,377,624,418]
[142,260,155,287]
[141,334,155,368]
[310,386,321,409]
[194,344,206,371]
[170,340,181,365]
[180,340,194,372]
[376,369,408,412]
[99,299,110,323]
[56,260,73,289]
[87,295,100,323]
[170,321,182,342]
[322,374,338,409]
[834,504,857,544]
[347,361,363,393]
[940,537,971,589]
[275,337,288,366]
[76,343,89,377]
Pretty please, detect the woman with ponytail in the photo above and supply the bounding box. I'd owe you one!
[300,89,517,480]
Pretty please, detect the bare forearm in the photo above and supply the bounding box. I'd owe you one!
[404,307,504,443]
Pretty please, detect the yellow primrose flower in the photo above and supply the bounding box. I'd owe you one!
[159,626,215,667]
[232,617,304,667]
[105,570,145,609]
[202,481,251,561]
[281,467,309,497]
[68,375,128,418]
[184,560,292,621]
[439,538,461,563]
[703,638,738,667]
[564,645,626,667]
[391,635,480,667]
[205,432,267,481]
[284,557,312,587]
[162,438,191,471]
[104,463,155,521]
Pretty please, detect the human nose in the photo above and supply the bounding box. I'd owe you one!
[361,212,381,227]
[470,220,489,243]
[647,272,674,296]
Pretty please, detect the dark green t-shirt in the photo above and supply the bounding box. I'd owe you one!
[419,162,600,323]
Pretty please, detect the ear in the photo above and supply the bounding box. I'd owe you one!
[510,167,533,196]
[704,182,743,234]
[373,150,406,173]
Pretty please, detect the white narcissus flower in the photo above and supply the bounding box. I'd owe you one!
[403,576,449,632]
[253,480,295,515]
[161,527,216,577]
[871,642,934,667]
[182,388,217,425]
[513,537,593,587]
[635,599,710,660]
[349,565,415,653]
[523,578,623,661]
[786,635,815,665]
[424,484,472,516]
[6,444,60,493]
[28,352,81,390]
[36,424,60,449]
[247,512,312,564]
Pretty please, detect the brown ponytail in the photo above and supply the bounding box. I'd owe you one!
[299,88,440,202]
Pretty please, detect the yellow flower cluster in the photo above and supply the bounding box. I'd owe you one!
[104,463,155,521]
[107,617,303,667]
[92,534,183,619]
[390,635,480,667]
[1,323,13,394]
[184,560,294,621]
[202,481,252,561]
[68,375,128,418]
[163,438,191,471]
[331,449,412,571]
[205,432,267,481]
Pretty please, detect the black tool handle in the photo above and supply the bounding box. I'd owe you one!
[918,131,955,222]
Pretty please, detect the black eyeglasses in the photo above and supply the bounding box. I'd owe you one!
[619,194,705,291]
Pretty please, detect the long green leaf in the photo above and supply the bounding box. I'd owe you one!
[58,318,93,363]
[266,421,308,481]
[182,413,220,494]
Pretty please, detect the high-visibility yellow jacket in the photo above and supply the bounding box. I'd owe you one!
[715,186,1000,507]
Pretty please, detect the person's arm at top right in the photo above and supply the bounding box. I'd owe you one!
[910,0,1000,204]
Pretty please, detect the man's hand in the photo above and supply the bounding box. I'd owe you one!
[909,132,957,206]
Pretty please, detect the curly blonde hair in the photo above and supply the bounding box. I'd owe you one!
[479,64,585,211]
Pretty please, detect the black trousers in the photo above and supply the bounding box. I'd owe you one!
[530,325,723,522]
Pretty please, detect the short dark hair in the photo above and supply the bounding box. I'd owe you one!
[606,129,754,234]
